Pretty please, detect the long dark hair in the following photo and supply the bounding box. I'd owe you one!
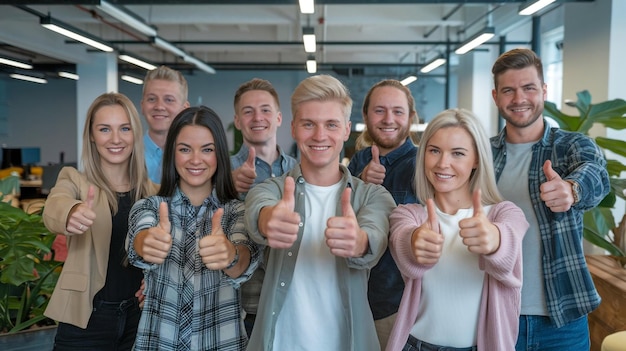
[158,106,238,203]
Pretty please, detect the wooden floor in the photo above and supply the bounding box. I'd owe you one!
[586,255,626,351]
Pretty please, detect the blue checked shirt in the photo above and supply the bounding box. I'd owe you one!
[128,188,260,350]
[491,122,610,327]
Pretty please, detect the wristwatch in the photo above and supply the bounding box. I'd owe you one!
[566,180,580,204]
[224,244,240,270]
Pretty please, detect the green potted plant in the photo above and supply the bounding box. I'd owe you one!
[0,199,62,342]
[544,90,626,258]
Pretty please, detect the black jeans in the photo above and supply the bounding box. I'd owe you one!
[53,297,140,351]
[403,334,477,351]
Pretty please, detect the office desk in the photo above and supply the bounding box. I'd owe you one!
[20,178,43,199]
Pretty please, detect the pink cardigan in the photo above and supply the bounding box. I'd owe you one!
[386,201,528,351]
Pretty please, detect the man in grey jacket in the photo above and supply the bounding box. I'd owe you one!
[244,74,395,351]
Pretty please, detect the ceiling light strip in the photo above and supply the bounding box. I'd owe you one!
[41,16,114,52]
[10,73,47,84]
[97,0,158,36]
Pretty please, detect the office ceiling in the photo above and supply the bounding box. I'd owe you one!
[0,1,590,78]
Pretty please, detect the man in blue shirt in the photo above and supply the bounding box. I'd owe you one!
[141,66,189,183]
[490,48,610,351]
[347,79,418,350]
[230,78,297,337]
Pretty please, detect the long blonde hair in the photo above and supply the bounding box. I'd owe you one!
[414,108,503,205]
[81,93,152,213]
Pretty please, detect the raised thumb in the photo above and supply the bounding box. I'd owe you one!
[211,208,225,235]
[371,144,381,164]
[281,176,296,211]
[543,159,560,181]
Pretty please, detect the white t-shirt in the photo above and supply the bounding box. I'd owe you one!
[410,205,490,348]
[273,181,347,350]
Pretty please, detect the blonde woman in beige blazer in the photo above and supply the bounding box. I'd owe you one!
[43,92,157,351]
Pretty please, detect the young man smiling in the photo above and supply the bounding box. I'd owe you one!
[244,75,395,351]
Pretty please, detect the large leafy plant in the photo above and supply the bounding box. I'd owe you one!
[0,200,62,333]
[544,90,626,256]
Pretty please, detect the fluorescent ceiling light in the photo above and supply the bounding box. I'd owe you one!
[58,71,79,80]
[454,27,495,55]
[519,0,556,16]
[306,56,317,74]
[10,73,47,84]
[119,53,157,70]
[299,0,315,14]
[97,0,157,36]
[121,74,143,85]
[302,27,316,53]
[152,36,186,58]
[41,15,114,52]
[400,75,417,86]
[183,55,216,74]
[0,56,33,70]
[420,57,446,73]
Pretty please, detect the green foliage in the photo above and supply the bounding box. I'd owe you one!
[0,200,62,333]
[544,90,626,256]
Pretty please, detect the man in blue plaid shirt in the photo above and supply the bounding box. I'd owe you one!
[490,48,610,351]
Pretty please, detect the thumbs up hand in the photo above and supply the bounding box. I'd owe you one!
[410,198,443,265]
[360,145,386,185]
[540,160,574,212]
[233,148,257,194]
[140,202,173,264]
[199,208,238,270]
[258,176,301,249]
[66,185,97,234]
[459,189,500,255]
[325,187,368,257]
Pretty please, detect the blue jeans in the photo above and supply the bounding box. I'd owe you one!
[403,334,477,351]
[516,315,590,351]
[53,298,140,351]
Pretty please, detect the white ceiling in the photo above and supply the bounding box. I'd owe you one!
[0,1,571,77]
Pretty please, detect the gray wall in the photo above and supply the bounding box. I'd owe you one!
[0,69,447,166]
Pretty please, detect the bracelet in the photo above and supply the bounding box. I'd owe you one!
[224,244,240,270]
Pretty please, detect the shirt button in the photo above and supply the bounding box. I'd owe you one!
[280,282,285,287]
[288,252,293,256]
[297,178,304,184]
[298,222,303,227]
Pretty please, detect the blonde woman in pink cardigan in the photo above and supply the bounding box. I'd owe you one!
[387,109,528,351]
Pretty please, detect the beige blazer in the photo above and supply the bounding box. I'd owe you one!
[42,167,157,328]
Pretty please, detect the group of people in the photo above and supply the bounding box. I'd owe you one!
[41,47,609,351]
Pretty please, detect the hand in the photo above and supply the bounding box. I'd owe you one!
[360,145,386,185]
[66,185,97,235]
[540,160,575,212]
[135,279,145,309]
[140,202,173,264]
[258,176,301,248]
[410,198,443,265]
[458,189,500,255]
[199,208,238,270]
[325,187,368,257]
[232,148,257,194]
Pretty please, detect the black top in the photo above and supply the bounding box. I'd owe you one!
[95,191,143,302]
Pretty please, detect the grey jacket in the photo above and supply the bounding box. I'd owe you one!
[244,164,396,351]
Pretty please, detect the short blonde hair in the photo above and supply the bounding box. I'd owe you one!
[143,65,188,101]
[291,75,352,122]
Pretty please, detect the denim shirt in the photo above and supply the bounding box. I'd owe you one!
[347,137,418,319]
[143,133,162,184]
[230,144,297,200]
[491,121,610,327]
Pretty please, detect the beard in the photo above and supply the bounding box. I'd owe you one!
[499,105,543,129]
[369,124,410,150]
